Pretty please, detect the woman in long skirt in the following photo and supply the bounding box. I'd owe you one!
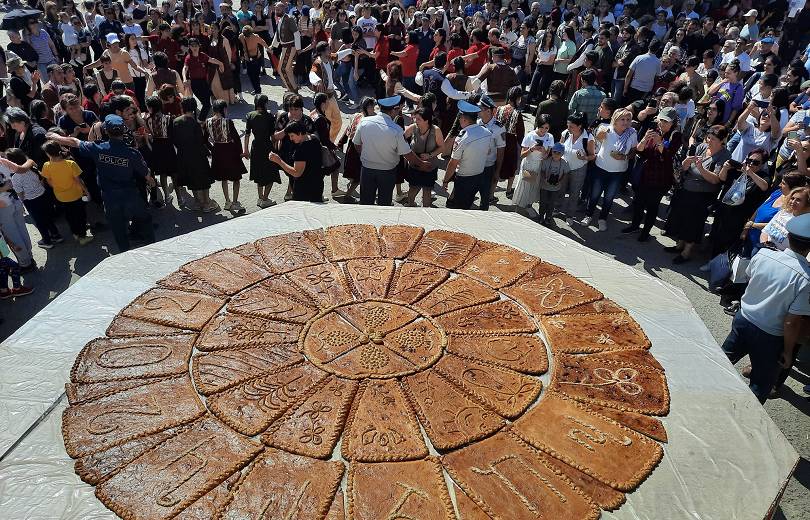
[144,95,179,206]
[205,99,247,212]
[244,94,279,207]
[513,114,554,219]
[172,97,218,212]
[495,86,526,198]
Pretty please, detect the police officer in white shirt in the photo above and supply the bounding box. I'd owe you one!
[477,94,506,209]
[352,95,432,205]
[443,100,494,210]
[722,213,810,403]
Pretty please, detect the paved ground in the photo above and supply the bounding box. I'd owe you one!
[0,32,807,518]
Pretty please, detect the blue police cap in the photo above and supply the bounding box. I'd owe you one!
[478,95,496,110]
[377,95,404,108]
[103,114,125,129]
[457,100,481,114]
[786,213,810,240]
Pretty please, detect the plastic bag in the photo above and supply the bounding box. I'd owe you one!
[722,174,747,206]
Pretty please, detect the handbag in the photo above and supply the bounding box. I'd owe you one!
[321,145,339,174]
[730,255,751,284]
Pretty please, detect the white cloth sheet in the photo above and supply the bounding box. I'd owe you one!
[0,202,798,519]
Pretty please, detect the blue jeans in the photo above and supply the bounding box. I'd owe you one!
[722,313,784,403]
[336,61,358,101]
[586,165,624,220]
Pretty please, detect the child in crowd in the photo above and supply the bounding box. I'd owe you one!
[6,148,63,249]
[0,235,33,298]
[0,154,35,269]
[59,12,81,66]
[41,141,93,245]
[537,143,570,225]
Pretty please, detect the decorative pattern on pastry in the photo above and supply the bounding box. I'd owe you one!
[63,226,669,520]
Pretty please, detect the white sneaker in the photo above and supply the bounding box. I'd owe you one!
[565,217,574,226]
[581,216,593,226]
[223,201,233,211]
[699,262,711,272]
[262,198,277,207]
[597,219,608,232]
[395,193,408,203]
[332,188,347,197]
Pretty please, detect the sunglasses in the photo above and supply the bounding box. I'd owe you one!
[745,158,762,166]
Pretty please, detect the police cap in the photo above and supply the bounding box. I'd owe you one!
[103,114,126,130]
[478,95,497,110]
[377,95,404,108]
[457,100,481,115]
[786,213,810,241]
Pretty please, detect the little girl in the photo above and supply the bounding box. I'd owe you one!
[537,143,570,225]
[204,99,247,212]
[41,141,93,245]
[59,12,81,66]
[512,114,554,219]
[0,235,33,299]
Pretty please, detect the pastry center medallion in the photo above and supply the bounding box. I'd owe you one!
[301,299,447,380]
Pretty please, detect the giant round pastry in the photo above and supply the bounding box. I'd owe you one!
[62,225,669,520]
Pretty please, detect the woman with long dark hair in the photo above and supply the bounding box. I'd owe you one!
[207,23,235,104]
[496,86,526,197]
[125,33,150,108]
[144,95,179,206]
[527,28,556,106]
[688,99,725,153]
[311,92,343,197]
[404,107,445,207]
[244,94,279,207]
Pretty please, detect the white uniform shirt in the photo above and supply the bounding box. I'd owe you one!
[352,113,411,170]
[741,248,810,336]
[451,123,493,177]
[479,117,506,167]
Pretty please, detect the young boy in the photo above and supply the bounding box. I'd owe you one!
[41,141,93,245]
[6,148,62,249]
[537,143,570,225]
[0,235,33,298]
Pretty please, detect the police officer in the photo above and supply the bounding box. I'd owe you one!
[352,95,432,206]
[443,100,493,210]
[46,115,156,253]
[721,212,810,403]
[477,95,506,210]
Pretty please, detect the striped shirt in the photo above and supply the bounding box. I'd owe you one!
[9,168,46,201]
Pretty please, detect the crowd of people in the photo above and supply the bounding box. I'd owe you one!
[0,0,809,400]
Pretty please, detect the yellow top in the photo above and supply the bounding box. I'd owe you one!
[42,159,83,202]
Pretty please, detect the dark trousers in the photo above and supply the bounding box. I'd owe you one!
[190,78,212,120]
[23,194,61,244]
[587,166,624,220]
[722,313,784,403]
[103,190,155,253]
[0,257,21,289]
[62,199,87,237]
[478,165,495,211]
[359,167,397,206]
[448,172,485,210]
[133,76,147,110]
[527,64,553,103]
[624,86,648,104]
[246,55,262,92]
[630,186,668,232]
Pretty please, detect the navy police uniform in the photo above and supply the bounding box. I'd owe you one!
[77,115,155,252]
[448,101,494,210]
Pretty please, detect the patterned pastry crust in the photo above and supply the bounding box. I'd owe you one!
[63,226,669,520]
[341,379,428,462]
[256,231,327,273]
[95,416,262,520]
[409,229,478,269]
[120,288,225,330]
[379,225,424,258]
[325,224,381,260]
[262,375,359,458]
[195,313,302,351]
[70,334,196,382]
[206,362,328,436]
[540,312,652,353]
[386,260,450,303]
[459,245,540,288]
[441,431,600,520]
[343,258,396,299]
[62,374,206,458]
[552,351,670,415]
[434,353,541,419]
[157,270,224,296]
[510,394,664,492]
[347,457,455,520]
[191,344,303,395]
[401,368,504,450]
[436,300,538,335]
[445,334,548,374]
[105,315,193,338]
[213,448,344,520]
[502,273,603,316]
[413,274,499,316]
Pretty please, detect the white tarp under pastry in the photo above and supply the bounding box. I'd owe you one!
[0,202,798,520]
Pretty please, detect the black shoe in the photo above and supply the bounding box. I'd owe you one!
[672,255,690,265]
[621,225,640,234]
[637,231,650,242]
[19,261,37,273]
[663,245,682,253]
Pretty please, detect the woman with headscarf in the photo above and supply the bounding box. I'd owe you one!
[385,7,406,52]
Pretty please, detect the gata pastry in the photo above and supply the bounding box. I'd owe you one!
[325,224,381,260]
[120,288,224,330]
[459,244,539,288]
[256,231,327,274]
[379,225,424,258]
[191,344,302,395]
[386,261,450,303]
[540,312,651,353]
[180,249,271,295]
[195,313,302,351]
[436,300,537,335]
[343,258,396,299]
[445,334,548,374]
[414,274,499,316]
[502,273,602,315]
[409,229,477,269]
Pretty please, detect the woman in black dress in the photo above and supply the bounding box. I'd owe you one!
[144,95,179,206]
[404,108,444,207]
[311,92,342,198]
[269,120,324,203]
[205,99,247,212]
[244,94,278,207]
[171,96,217,212]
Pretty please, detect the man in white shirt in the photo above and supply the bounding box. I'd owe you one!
[358,4,377,49]
[722,37,752,72]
